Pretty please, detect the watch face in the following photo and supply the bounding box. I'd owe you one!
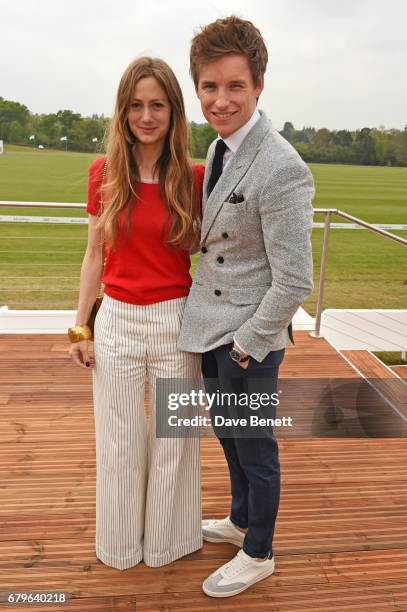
[229,349,242,362]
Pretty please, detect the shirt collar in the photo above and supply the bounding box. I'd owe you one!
[221,109,261,153]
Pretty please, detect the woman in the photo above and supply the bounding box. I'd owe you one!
[68,57,204,570]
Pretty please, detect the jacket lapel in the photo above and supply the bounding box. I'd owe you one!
[201,112,271,242]
[201,140,216,213]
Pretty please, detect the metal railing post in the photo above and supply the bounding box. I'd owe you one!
[310,211,332,338]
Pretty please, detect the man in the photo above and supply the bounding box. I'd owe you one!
[179,16,314,597]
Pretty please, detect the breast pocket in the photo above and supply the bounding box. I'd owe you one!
[221,199,248,215]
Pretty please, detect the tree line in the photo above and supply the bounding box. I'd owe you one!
[280,122,407,167]
[0,98,108,153]
[1,97,406,166]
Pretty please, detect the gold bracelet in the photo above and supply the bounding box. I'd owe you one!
[68,325,93,343]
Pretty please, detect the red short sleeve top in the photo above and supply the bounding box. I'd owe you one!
[87,157,204,305]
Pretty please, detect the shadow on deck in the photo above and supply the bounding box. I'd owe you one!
[0,332,407,611]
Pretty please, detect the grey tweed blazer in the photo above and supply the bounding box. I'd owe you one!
[178,110,314,362]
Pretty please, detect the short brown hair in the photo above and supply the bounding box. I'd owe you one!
[190,16,268,87]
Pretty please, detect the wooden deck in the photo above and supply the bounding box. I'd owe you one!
[393,366,407,379]
[1,332,407,611]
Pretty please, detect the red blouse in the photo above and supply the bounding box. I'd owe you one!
[87,157,204,305]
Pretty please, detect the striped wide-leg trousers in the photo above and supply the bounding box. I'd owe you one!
[92,294,202,570]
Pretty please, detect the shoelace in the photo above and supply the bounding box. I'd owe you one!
[223,551,252,578]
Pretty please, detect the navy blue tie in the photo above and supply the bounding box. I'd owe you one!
[207,139,227,197]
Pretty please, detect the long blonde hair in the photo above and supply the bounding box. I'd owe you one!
[98,57,200,250]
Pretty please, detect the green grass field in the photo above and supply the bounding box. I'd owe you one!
[1,144,406,320]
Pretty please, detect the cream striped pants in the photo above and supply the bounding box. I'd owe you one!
[93,294,202,569]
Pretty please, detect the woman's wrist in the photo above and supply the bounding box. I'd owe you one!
[68,325,92,343]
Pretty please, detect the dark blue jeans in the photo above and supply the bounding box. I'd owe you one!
[202,343,285,559]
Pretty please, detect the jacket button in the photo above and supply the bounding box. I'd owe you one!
[214,289,221,296]
[222,232,229,239]
[217,256,224,264]
[201,246,208,253]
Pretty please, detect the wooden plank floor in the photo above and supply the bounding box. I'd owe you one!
[341,351,400,379]
[392,366,407,379]
[1,333,407,611]
[341,350,407,431]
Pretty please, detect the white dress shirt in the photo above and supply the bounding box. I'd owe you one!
[221,109,260,169]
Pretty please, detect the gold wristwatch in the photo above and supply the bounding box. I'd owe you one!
[68,325,93,343]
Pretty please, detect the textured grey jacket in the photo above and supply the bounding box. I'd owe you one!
[178,110,314,362]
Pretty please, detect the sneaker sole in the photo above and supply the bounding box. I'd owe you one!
[203,533,244,547]
[202,562,275,598]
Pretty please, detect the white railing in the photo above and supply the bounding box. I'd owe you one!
[1,202,407,344]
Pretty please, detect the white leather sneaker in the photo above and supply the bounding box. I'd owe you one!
[202,516,246,547]
[203,549,275,597]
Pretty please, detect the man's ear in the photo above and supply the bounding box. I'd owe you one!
[255,76,265,98]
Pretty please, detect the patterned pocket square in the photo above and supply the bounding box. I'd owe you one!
[228,192,245,203]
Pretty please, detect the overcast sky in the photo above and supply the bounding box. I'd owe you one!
[1,0,406,131]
